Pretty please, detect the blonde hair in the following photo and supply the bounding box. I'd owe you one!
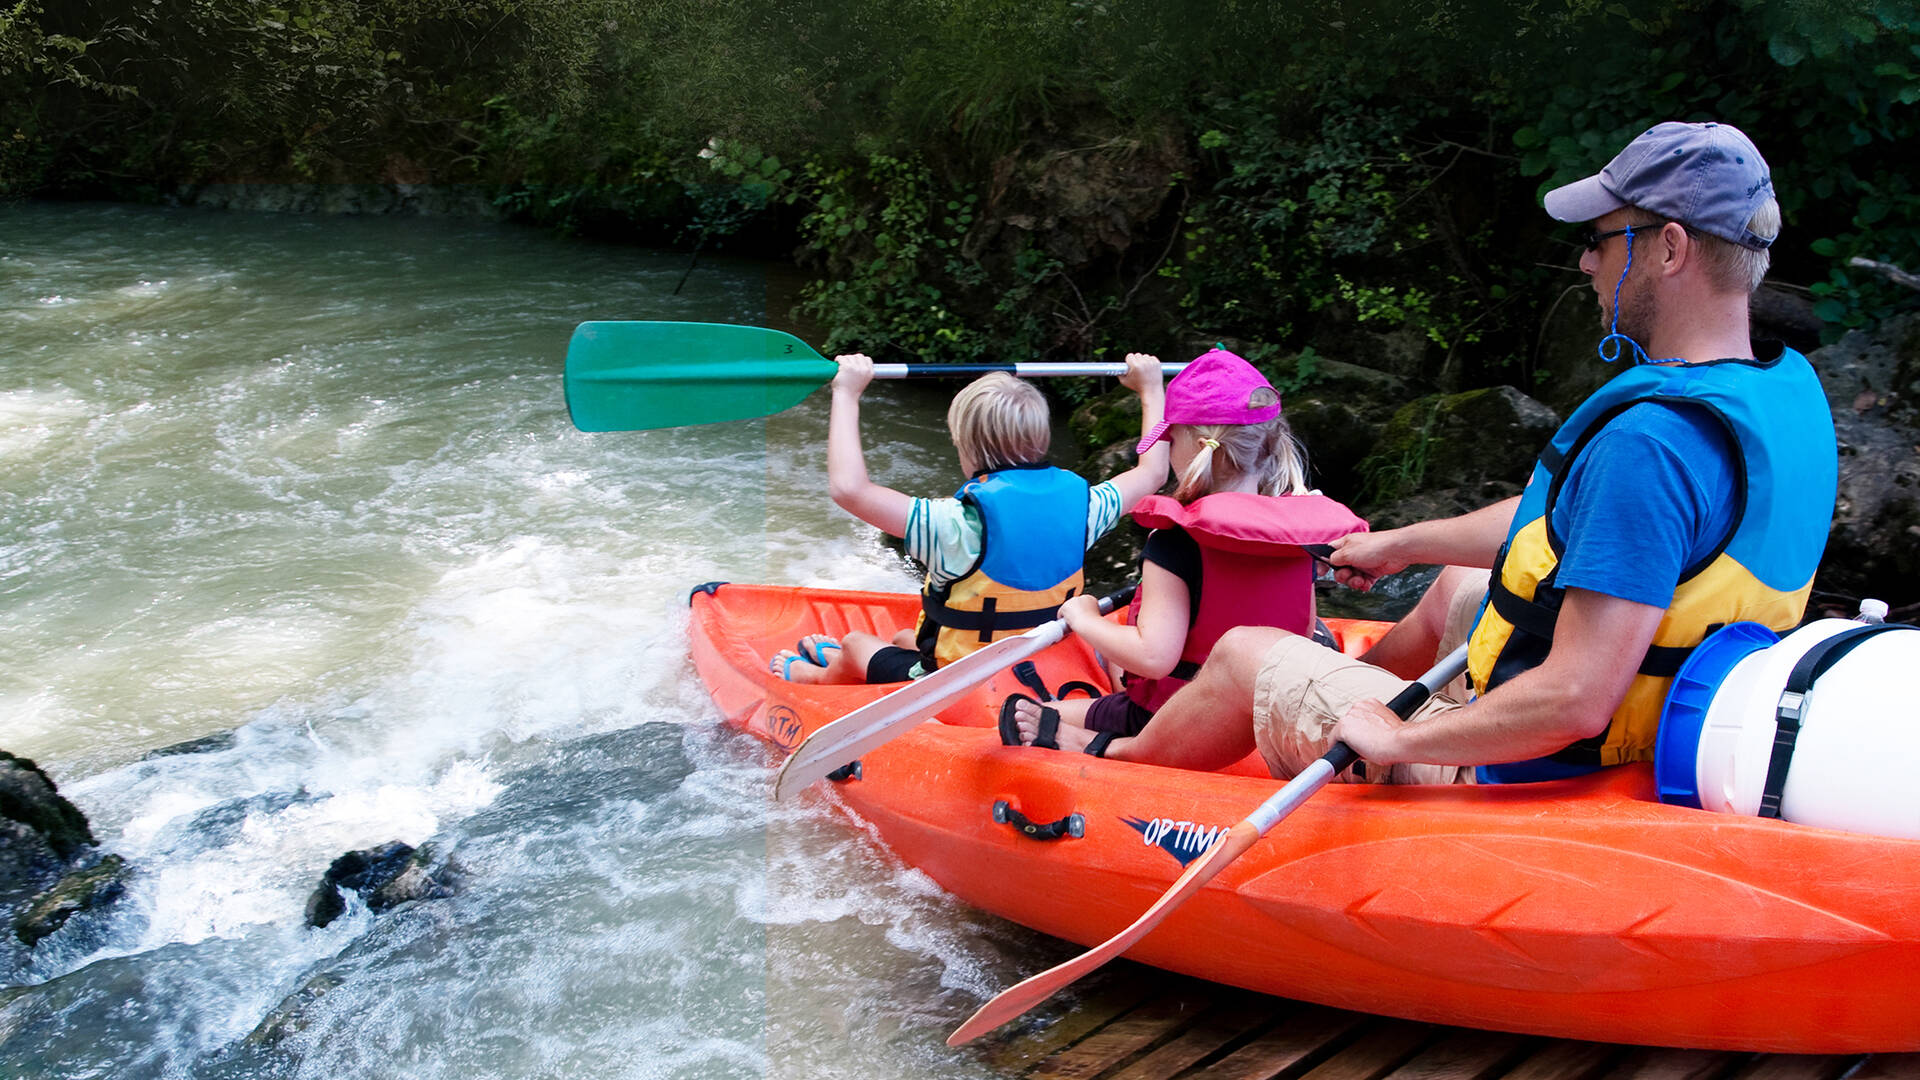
[1170,416,1311,502]
[947,372,1051,473]
[1626,199,1777,295]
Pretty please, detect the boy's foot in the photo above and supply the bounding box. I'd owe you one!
[769,649,830,684]
[796,634,841,666]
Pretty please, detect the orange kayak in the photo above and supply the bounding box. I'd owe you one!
[689,582,1920,1053]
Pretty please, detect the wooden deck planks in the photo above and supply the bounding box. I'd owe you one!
[982,966,1889,1080]
[1100,998,1291,1080]
[1182,1003,1369,1080]
[1848,1055,1920,1079]
[1499,1040,1621,1080]
[1289,1019,1436,1080]
[986,966,1166,1074]
[1029,985,1223,1080]
[1723,1056,1866,1080]
[1381,1029,1533,1080]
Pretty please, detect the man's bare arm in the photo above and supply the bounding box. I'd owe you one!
[1328,496,1520,589]
[1334,586,1665,766]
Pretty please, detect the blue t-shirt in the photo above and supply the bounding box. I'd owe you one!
[1476,399,1739,784]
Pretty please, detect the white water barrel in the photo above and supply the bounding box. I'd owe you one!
[1658,617,1920,839]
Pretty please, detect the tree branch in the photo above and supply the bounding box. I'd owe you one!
[1850,256,1920,292]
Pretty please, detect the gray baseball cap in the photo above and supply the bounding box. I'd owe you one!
[1543,121,1777,250]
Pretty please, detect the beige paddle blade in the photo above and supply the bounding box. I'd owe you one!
[946,819,1260,1046]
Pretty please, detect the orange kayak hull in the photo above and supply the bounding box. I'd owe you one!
[688,582,1920,1053]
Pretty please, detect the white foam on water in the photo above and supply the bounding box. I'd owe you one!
[0,387,93,456]
[0,204,1033,1079]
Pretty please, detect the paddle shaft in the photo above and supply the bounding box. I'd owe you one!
[869,362,1189,378]
[772,584,1138,801]
[947,642,1470,1046]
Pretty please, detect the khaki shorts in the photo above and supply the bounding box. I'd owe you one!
[1251,571,1487,785]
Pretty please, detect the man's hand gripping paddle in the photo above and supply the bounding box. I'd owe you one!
[946,642,1471,1046]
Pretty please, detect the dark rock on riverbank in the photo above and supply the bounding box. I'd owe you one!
[304,842,461,929]
[1809,313,1920,613]
[1,752,94,872]
[2,750,130,963]
[1354,386,1560,528]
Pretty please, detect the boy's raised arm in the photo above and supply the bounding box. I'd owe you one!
[1107,353,1170,512]
[827,353,914,537]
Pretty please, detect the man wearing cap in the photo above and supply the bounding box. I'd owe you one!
[1088,120,1838,786]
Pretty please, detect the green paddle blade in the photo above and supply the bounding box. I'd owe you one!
[564,321,839,432]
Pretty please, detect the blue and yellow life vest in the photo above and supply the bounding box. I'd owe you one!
[1466,344,1837,767]
[917,464,1090,667]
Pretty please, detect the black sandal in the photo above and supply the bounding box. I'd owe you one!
[998,694,1060,749]
[1085,731,1117,758]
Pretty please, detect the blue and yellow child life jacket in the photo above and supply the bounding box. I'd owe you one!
[1466,343,1837,767]
[916,464,1090,667]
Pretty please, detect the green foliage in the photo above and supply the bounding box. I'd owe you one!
[1511,0,1920,343]
[1268,347,1323,398]
[4,0,1916,365]
[704,138,1053,362]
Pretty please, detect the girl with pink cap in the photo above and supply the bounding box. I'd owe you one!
[1004,347,1367,755]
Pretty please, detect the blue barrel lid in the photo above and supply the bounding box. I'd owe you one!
[1654,621,1779,808]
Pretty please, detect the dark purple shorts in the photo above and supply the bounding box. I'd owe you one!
[1082,691,1154,736]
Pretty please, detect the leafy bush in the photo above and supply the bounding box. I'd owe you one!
[4,0,1915,358]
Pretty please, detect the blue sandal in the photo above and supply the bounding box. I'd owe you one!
[771,652,805,681]
[797,636,841,666]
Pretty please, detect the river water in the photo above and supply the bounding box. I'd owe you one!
[0,202,1087,1078]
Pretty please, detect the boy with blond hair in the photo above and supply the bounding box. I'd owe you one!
[772,352,1169,684]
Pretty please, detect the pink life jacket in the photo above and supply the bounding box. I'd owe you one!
[1124,491,1368,713]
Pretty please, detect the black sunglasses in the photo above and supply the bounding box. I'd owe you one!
[1580,221,1690,252]
[1579,225,1637,252]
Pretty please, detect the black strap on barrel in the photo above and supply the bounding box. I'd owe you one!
[1758,623,1916,818]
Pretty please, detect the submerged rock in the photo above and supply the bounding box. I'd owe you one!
[304,842,460,929]
[140,731,238,760]
[243,971,346,1048]
[13,856,131,948]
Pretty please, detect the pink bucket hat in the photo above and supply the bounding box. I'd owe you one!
[1136,348,1282,454]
